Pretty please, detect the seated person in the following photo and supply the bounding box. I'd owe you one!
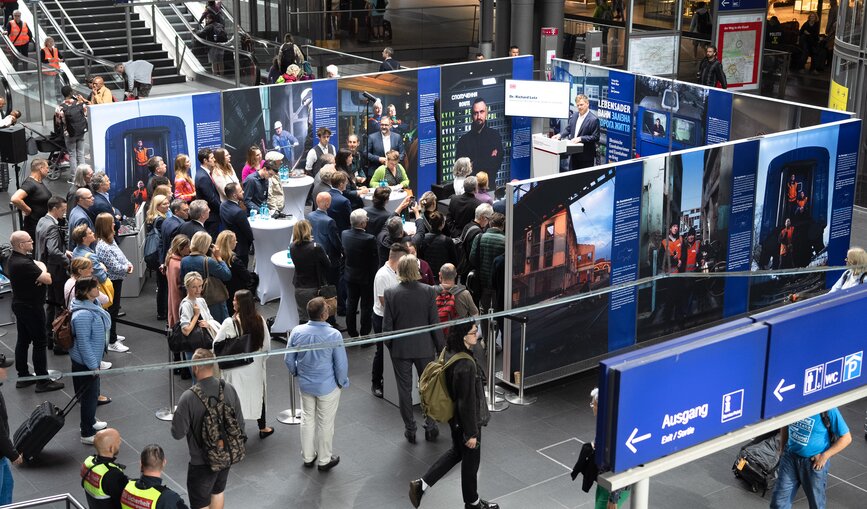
[369,150,409,189]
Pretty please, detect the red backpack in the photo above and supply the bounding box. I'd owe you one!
[436,289,458,336]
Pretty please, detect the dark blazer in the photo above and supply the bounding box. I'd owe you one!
[310,181,332,210]
[379,58,400,72]
[35,216,67,269]
[160,214,185,260]
[307,209,342,266]
[341,228,379,284]
[89,191,121,231]
[194,167,222,235]
[220,200,254,265]
[419,232,458,278]
[67,205,95,250]
[177,220,207,241]
[327,188,352,232]
[383,281,444,359]
[448,193,482,237]
[561,111,600,169]
[366,131,405,166]
[364,205,392,237]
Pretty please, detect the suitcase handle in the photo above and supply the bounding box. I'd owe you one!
[58,376,97,418]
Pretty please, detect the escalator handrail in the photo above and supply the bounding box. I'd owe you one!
[167,3,253,61]
[298,44,383,65]
[215,4,281,52]
[0,31,39,68]
[48,0,94,56]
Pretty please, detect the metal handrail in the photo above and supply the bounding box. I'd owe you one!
[0,32,39,68]
[33,2,118,72]
[48,0,93,56]
[281,5,479,15]
[216,3,280,52]
[299,44,382,65]
[168,3,250,58]
[3,493,86,509]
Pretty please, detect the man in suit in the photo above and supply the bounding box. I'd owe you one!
[455,98,504,176]
[35,196,69,351]
[160,200,189,262]
[193,147,222,237]
[366,117,405,170]
[177,199,209,240]
[68,188,95,250]
[447,176,483,237]
[88,171,122,231]
[328,171,353,233]
[220,183,254,266]
[379,46,400,71]
[383,254,444,443]
[341,209,379,338]
[308,191,346,316]
[555,94,600,171]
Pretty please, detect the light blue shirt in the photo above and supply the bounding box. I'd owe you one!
[284,321,349,397]
[787,409,849,458]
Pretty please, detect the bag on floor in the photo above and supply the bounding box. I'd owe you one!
[13,383,89,462]
[418,349,474,422]
[732,431,781,496]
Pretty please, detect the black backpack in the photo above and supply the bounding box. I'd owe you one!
[696,10,712,34]
[61,102,88,137]
[211,23,228,43]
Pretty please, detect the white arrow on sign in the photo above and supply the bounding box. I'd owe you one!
[625,427,652,454]
[721,0,730,5]
[773,378,796,402]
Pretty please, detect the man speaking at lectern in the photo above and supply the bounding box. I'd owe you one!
[554,94,599,171]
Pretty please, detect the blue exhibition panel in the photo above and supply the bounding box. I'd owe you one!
[609,324,768,472]
[761,286,867,419]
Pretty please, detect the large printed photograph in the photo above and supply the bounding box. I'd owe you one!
[749,126,837,309]
[633,76,708,158]
[636,147,732,340]
[551,61,610,166]
[510,168,615,379]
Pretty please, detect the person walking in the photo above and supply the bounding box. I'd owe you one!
[3,10,30,71]
[697,45,727,89]
[408,322,495,509]
[285,297,349,471]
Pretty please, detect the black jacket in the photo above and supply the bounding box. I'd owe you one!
[176,220,206,242]
[448,193,482,237]
[698,57,728,88]
[341,228,379,285]
[220,200,254,264]
[160,215,185,261]
[419,232,458,279]
[364,205,392,238]
[290,240,330,289]
[444,347,489,441]
[193,168,221,232]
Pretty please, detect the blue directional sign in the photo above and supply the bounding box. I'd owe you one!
[608,325,768,472]
[761,288,867,419]
[718,0,768,11]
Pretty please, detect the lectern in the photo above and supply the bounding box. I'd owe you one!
[531,133,583,177]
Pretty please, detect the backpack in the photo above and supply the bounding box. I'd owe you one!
[211,23,228,43]
[696,10,712,34]
[143,223,161,270]
[191,380,247,472]
[278,42,302,68]
[455,223,482,275]
[61,102,88,137]
[435,289,459,336]
[418,349,474,422]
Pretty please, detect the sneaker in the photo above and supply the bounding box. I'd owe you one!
[35,380,65,393]
[81,435,95,445]
[93,420,107,431]
[116,336,126,342]
[100,361,112,370]
[107,342,130,353]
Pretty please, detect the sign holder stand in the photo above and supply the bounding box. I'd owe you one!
[155,348,176,421]
[504,315,536,406]
[277,376,302,425]
[485,308,508,412]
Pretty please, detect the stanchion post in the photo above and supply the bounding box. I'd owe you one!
[505,316,536,406]
[277,375,302,424]
[485,307,508,412]
[155,348,176,421]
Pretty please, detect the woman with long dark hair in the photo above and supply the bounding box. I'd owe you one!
[213,289,274,438]
[335,148,364,208]
[289,220,331,323]
[409,321,494,509]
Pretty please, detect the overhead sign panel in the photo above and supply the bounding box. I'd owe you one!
[718,0,768,11]
[609,325,768,472]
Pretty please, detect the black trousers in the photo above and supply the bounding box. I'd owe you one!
[371,313,384,388]
[345,280,373,337]
[156,271,168,318]
[12,303,48,377]
[422,419,481,504]
[108,279,123,344]
[391,355,437,433]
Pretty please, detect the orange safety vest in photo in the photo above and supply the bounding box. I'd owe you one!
[787,181,798,202]
[661,236,682,273]
[779,227,794,255]
[134,147,149,166]
[43,47,60,75]
[684,240,700,272]
[9,20,30,47]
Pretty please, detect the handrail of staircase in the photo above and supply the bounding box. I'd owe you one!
[167,3,251,59]
[0,32,39,69]
[216,4,280,52]
[298,44,383,65]
[47,0,94,57]
[2,492,87,509]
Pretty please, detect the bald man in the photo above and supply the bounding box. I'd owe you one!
[7,232,64,392]
[81,428,129,508]
[307,191,345,316]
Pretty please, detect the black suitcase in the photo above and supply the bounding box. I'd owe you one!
[13,385,86,462]
[732,431,781,496]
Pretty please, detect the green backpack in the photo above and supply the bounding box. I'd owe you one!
[419,350,474,422]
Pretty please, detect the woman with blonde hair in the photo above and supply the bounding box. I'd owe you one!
[475,171,494,205]
[146,194,170,319]
[94,213,134,353]
[178,271,222,380]
[213,148,240,202]
[289,219,331,322]
[173,154,196,203]
[830,247,867,292]
[181,231,232,322]
[216,230,253,311]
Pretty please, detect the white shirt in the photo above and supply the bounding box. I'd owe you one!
[573,111,588,140]
[382,133,392,155]
[373,263,399,316]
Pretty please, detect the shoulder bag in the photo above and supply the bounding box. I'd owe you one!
[213,318,256,370]
[202,258,229,306]
[168,301,214,352]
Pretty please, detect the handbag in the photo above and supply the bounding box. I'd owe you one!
[51,287,75,351]
[202,258,229,306]
[168,321,213,353]
[213,319,255,370]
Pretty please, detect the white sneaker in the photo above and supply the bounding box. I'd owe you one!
[93,420,107,431]
[81,435,95,445]
[100,361,112,370]
[116,336,126,342]
[107,343,129,353]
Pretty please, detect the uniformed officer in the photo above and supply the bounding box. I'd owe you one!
[120,444,188,509]
[80,428,128,509]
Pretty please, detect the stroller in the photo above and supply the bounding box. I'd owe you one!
[23,123,68,181]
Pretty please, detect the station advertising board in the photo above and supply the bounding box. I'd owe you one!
[608,324,767,472]
[761,288,866,419]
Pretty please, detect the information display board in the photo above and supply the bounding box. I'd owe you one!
[504,79,570,118]
[716,13,764,90]
[627,35,678,76]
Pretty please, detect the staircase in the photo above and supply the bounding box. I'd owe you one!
[156,2,212,70]
[41,0,186,86]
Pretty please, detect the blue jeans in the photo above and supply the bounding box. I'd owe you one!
[0,457,12,505]
[771,450,829,509]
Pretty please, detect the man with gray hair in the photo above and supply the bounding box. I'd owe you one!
[312,165,336,209]
[341,208,378,338]
[160,199,190,262]
[177,199,209,240]
[68,187,96,250]
[457,203,493,279]
[448,176,482,236]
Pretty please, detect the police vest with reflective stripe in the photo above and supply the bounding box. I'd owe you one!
[120,480,166,509]
[81,456,124,502]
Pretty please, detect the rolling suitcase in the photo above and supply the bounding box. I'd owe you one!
[13,383,87,462]
[732,431,781,496]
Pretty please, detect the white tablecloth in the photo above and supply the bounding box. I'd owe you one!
[280,176,314,220]
[270,250,299,334]
[252,217,296,303]
[361,188,407,214]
